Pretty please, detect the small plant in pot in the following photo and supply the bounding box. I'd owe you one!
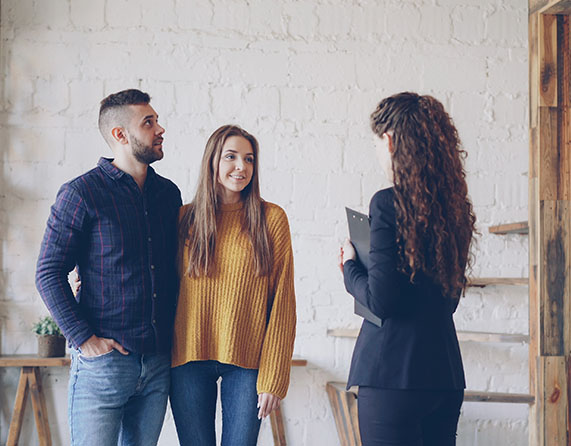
[32,316,66,358]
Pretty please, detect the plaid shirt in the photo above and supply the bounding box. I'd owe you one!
[36,158,182,354]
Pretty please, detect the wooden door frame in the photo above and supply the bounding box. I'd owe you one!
[529,1,571,445]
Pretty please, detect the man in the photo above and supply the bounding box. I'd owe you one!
[36,89,182,446]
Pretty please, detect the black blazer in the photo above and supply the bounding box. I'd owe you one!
[344,187,465,390]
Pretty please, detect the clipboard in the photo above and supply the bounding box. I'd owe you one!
[345,207,383,327]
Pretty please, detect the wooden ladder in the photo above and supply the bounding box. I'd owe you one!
[326,220,533,445]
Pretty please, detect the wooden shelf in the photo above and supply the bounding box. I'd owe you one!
[489,221,529,235]
[468,277,528,287]
[464,391,534,404]
[328,328,529,343]
[458,331,529,343]
[329,382,534,405]
[0,355,70,367]
[328,328,360,338]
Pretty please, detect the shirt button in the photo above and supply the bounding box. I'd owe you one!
[153,293,157,298]
[148,237,152,242]
[150,265,155,270]
[152,319,156,324]
[145,211,148,216]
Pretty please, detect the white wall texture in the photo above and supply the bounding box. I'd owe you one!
[0,0,529,445]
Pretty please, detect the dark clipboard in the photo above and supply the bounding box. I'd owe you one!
[345,207,383,327]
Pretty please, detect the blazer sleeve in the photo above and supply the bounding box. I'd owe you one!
[343,188,405,320]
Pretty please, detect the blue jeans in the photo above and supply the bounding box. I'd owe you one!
[68,348,170,446]
[170,360,261,446]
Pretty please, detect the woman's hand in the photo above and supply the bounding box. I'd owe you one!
[257,393,281,419]
[338,238,357,273]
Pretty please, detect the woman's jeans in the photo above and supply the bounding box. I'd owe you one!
[357,387,464,446]
[170,360,262,446]
[68,348,170,446]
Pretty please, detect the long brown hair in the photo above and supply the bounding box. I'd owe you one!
[370,92,476,297]
[179,125,272,277]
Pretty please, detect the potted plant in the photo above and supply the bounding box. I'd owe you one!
[32,316,66,357]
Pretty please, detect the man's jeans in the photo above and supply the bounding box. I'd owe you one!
[68,348,170,446]
[170,360,262,446]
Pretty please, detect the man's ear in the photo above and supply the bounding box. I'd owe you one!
[111,127,128,145]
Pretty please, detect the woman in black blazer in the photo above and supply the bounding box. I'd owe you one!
[340,92,476,446]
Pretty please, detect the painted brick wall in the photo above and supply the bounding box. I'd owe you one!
[0,0,529,445]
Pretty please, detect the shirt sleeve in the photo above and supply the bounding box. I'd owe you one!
[343,189,405,320]
[35,183,94,348]
[257,207,297,399]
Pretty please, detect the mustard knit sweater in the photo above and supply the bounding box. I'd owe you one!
[172,201,297,399]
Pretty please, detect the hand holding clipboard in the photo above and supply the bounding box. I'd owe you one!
[345,207,383,327]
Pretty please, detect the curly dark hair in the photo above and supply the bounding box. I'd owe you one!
[370,92,476,298]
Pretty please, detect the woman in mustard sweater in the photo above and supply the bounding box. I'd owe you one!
[170,125,296,446]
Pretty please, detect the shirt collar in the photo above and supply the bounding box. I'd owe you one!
[98,157,125,180]
[97,157,157,184]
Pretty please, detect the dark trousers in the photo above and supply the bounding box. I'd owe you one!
[357,387,464,446]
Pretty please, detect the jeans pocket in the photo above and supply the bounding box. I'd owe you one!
[78,348,115,362]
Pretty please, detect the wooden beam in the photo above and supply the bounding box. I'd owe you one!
[326,382,361,446]
[529,8,571,445]
[269,407,286,446]
[330,381,535,405]
[539,201,569,355]
[28,367,52,446]
[6,368,30,446]
[464,391,535,404]
[0,356,70,367]
[539,14,558,107]
[468,277,528,287]
[531,0,571,15]
[327,328,529,343]
[489,221,529,234]
[537,357,568,444]
[558,15,571,201]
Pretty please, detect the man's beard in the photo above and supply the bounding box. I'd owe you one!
[130,134,163,165]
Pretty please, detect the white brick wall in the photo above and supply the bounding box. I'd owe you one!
[0,0,529,445]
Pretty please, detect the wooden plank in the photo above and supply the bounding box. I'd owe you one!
[331,381,535,405]
[531,0,571,14]
[328,328,360,338]
[464,391,535,404]
[468,277,528,287]
[531,13,540,131]
[530,178,539,400]
[0,356,70,367]
[540,14,558,107]
[28,367,52,446]
[547,1,571,14]
[557,15,571,201]
[539,201,569,355]
[530,0,571,14]
[539,107,562,200]
[529,11,540,414]
[6,368,30,446]
[489,221,529,235]
[269,407,286,446]
[327,328,529,343]
[326,383,360,446]
[538,356,568,445]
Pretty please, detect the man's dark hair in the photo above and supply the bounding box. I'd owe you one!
[98,89,151,146]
